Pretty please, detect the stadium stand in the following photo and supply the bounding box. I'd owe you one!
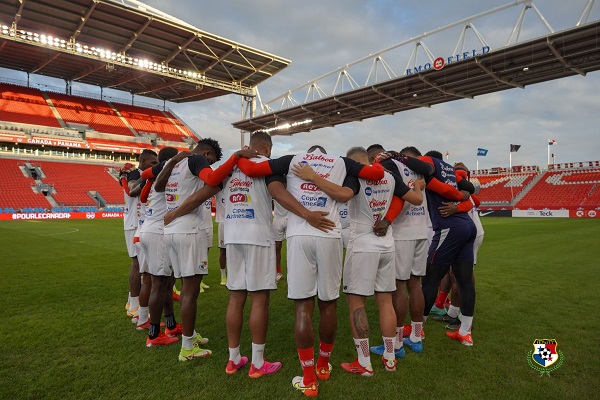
[113,103,192,142]
[46,92,135,137]
[474,172,538,203]
[0,83,61,128]
[0,158,51,209]
[36,160,124,206]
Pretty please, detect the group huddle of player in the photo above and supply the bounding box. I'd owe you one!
[119,132,484,397]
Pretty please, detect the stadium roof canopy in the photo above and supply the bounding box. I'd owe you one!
[232,20,600,134]
[0,0,290,102]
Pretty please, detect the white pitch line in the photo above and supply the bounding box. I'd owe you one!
[45,228,80,236]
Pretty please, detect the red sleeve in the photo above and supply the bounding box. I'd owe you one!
[139,180,152,203]
[141,168,155,180]
[456,200,473,213]
[426,178,463,201]
[120,177,130,195]
[237,158,273,178]
[357,163,384,180]
[455,170,468,180]
[198,154,238,186]
[418,155,434,166]
[471,194,481,208]
[384,195,405,223]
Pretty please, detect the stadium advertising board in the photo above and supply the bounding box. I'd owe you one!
[0,212,123,220]
[512,210,569,218]
[569,209,599,218]
[0,134,88,149]
[88,142,144,154]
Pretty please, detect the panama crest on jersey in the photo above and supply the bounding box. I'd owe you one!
[527,339,563,376]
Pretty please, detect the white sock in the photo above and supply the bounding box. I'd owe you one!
[447,305,460,318]
[354,338,371,368]
[459,316,473,336]
[129,296,139,311]
[137,306,149,324]
[410,321,423,343]
[229,346,241,364]
[252,343,265,368]
[182,334,194,350]
[382,336,395,361]
[221,269,226,278]
[126,292,131,306]
[394,327,403,350]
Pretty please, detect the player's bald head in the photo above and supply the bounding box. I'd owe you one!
[249,131,273,157]
[346,146,369,165]
[307,145,326,154]
[367,144,385,164]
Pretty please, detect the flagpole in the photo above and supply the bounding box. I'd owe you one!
[547,142,550,166]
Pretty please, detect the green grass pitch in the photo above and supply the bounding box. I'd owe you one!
[0,218,598,399]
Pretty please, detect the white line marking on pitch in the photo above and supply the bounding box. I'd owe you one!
[45,228,80,236]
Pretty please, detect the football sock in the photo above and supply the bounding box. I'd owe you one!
[220,269,226,278]
[434,291,449,309]
[252,343,265,369]
[395,326,403,350]
[383,336,395,361]
[148,323,160,340]
[129,296,139,311]
[459,316,473,336]
[354,338,371,367]
[165,314,176,330]
[447,305,460,319]
[182,334,194,350]
[297,347,317,385]
[137,306,149,325]
[276,265,282,274]
[316,341,334,369]
[229,346,241,364]
[410,321,423,342]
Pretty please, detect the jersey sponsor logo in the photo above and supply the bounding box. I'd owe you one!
[364,187,372,196]
[229,178,252,188]
[407,178,415,188]
[300,182,319,191]
[230,193,251,203]
[227,208,255,219]
[365,179,388,185]
[300,195,328,207]
[145,209,153,217]
[339,209,348,218]
[303,154,336,163]
[369,198,388,209]
[165,193,179,202]
[404,167,410,177]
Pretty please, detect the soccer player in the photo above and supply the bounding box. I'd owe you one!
[237,145,385,397]
[215,192,227,285]
[153,138,254,362]
[120,150,158,321]
[293,146,424,377]
[138,147,185,347]
[272,198,288,281]
[200,197,212,293]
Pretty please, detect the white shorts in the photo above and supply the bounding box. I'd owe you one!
[204,226,213,249]
[164,232,208,278]
[124,229,137,258]
[473,234,484,265]
[343,250,395,296]
[341,227,350,249]
[395,239,428,281]
[272,217,287,242]
[218,222,225,248]
[287,236,343,301]
[226,243,277,291]
[139,231,172,277]
[135,240,149,273]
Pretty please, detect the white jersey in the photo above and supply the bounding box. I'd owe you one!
[347,171,395,252]
[469,197,485,237]
[123,169,140,230]
[136,196,146,231]
[286,151,347,238]
[338,202,350,229]
[164,157,208,234]
[202,197,213,227]
[390,159,428,240]
[273,200,288,219]
[215,191,225,223]
[223,155,274,246]
[140,180,167,234]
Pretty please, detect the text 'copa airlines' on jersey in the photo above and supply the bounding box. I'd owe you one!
[405,46,491,76]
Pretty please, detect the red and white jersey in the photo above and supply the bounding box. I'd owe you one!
[390,159,429,240]
[273,199,288,219]
[469,197,485,237]
[136,196,146,231]
[202,197,212,227]
[338,202,350,229]
[347,171,395,252]
[140,181,167,234]
[223,155,274,246]
[215,191,225,223]
[123,169,140,231]
[286,150,347,238]
[164,157,207,234]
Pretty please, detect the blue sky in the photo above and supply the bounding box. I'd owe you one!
[4,0,599,169]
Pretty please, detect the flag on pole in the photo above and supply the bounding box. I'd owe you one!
[510,144,521,152]
[445,151,449,160]
[548,139,557,145]
[477,148,488,156]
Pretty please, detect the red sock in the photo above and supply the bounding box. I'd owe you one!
[276,265,281,274]
[435,291,449,309]
[298,347,316,384]
[316,341,334,369]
